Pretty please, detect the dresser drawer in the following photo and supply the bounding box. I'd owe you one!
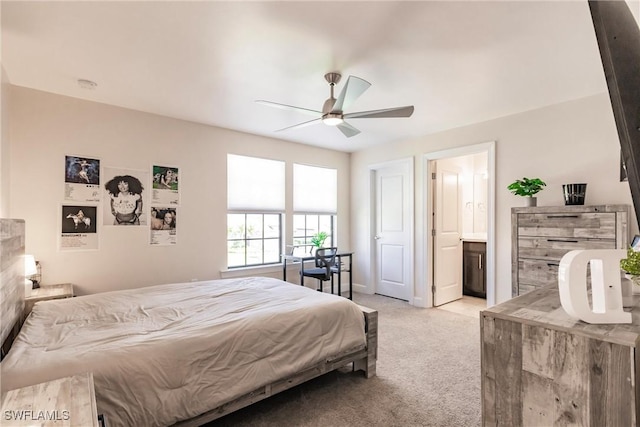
[517,236,616,261]
[518,259,560,288]
[517,212,616,239]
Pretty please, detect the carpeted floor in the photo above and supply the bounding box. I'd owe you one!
[206,293,482,427]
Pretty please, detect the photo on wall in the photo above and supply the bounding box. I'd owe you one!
[103,167,149,226]
[59,204,99,251]
[150,207,177,246]
[64,155,101,202]
[151,165,180,206]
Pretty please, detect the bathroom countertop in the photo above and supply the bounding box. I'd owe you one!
[461,233,487,243]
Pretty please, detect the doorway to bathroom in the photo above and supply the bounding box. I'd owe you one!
[424,141,495,308]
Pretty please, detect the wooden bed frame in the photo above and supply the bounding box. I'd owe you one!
[175,305,377,426]
[0,218,378,425]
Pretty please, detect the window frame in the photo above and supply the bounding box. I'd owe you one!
[227,212,283,268]
[292,213,336,254]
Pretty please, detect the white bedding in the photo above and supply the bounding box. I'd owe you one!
[1,277,366,426]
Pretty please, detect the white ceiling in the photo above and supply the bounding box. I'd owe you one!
[2,1,608,153]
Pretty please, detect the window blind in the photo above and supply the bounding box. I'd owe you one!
[227,154,285,211]
[293,164,337,214]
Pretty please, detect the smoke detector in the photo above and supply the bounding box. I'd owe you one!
[77,79,97,90]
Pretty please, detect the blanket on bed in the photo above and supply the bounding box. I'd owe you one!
[1,277,366,426]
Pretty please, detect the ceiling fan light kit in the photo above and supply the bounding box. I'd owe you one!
[322,113,343,126]
[256,72,414,138]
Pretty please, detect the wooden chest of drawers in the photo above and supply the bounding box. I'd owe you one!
[511,205,629,296]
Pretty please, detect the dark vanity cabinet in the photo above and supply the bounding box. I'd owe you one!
[463,241,486,298]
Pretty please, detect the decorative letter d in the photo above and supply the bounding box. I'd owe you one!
[558,249,631,324]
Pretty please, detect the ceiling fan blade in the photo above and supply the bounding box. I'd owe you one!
[331,76,371,113]
[256,100,322,116]
[343,105,413,119]
[275,117,322,132]
[344,105,415,119]
[336,121,361,138]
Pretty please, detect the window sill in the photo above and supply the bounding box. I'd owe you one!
[220,263,291,279]
[220,259,317,279]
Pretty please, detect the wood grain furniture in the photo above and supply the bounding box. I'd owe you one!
[511,205,628,296]
[481,285,638,426]
[0,219,25,351]
[24,283,74,317]
[463,241,486,298]
[0,372,100,427]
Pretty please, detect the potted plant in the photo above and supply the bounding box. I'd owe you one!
[310,231,328,254]
[621,246,640,289]
[507,177,547,207]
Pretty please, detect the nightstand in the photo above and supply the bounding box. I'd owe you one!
[0,372,100,426]
[24,283,74,317]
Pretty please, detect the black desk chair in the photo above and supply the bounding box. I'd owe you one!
[330,257,352,300]
[300,247,337,292]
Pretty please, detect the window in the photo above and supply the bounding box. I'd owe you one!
[292,214,335,253]
[227,213,281,267]
[227,155,285,268]
[293,164,337,253]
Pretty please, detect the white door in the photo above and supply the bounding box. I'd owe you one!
[374,161,413,301]
[433,159,463,306]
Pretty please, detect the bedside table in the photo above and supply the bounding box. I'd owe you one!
[1,372,100,426]
[24,283,74,317]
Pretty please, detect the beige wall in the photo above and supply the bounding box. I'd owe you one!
[8,85,635,304]
[351,93,636,305]
[0,0,9,217]
[8,86,351,295]
[0,65,9,218]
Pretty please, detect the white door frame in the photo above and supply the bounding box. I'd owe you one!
[423,141,496,308]
[369,157,415,304]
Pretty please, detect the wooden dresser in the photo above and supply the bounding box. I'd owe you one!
[511,205,628,296]
[481,285,639,426]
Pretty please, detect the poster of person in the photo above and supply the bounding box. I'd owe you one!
[59,205,99,251]
[103,167,149,226]
[151,165,180,206]
[150,207,177,245]
[64,155,101,202]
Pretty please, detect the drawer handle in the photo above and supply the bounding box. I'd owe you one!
[547,239,579,243]
[546,215,579,218]
[547,262,560,267]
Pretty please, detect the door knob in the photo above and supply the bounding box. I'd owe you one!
[374,235,381,240]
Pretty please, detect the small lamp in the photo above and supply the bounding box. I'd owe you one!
[24,255,38,297]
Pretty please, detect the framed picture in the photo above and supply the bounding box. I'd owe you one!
[151,164,180,206]
[64,155,101,202]
[59,204,99,251]
[103,166,149,226]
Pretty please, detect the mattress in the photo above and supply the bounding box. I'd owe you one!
[1,277,366,426]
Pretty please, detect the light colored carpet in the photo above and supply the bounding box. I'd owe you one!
[206,293,482,427]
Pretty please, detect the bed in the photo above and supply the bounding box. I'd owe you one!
[0,219,377,426]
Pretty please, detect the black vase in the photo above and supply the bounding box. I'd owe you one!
[563,183,587,205]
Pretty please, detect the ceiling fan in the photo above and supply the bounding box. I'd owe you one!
[256,72,414,138]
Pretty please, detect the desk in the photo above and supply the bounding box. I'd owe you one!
[282,251,353,299]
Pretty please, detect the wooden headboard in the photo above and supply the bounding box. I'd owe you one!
[0,219,25,346]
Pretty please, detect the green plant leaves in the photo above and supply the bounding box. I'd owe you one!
[311,231,328,247]
[621,246,640,275]
[507,177,547,197]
